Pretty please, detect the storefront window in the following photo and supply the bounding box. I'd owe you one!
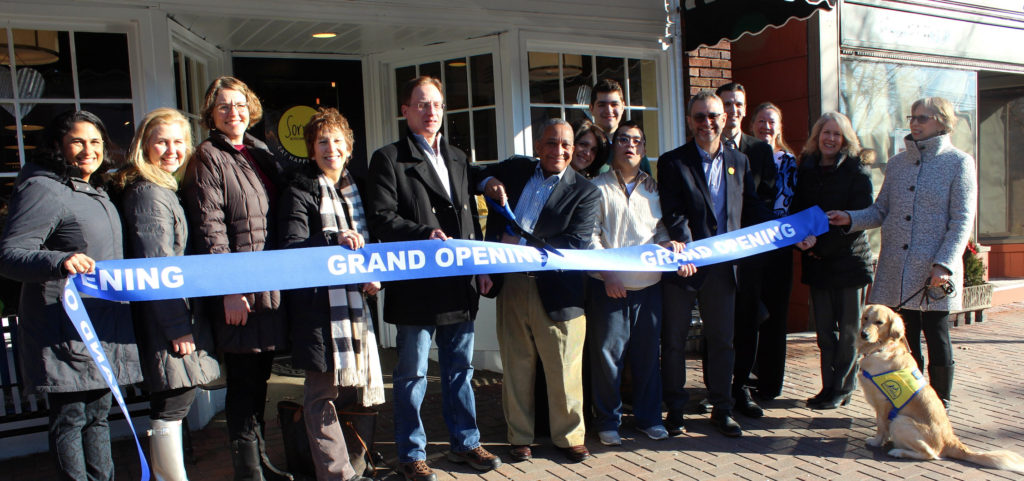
[840,58,978,253]
[0,27,135,205]
[978,72,1024,242]
[527,52,660,158]
[392,54,497,162]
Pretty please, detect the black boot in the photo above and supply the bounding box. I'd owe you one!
[929,364,954,410]
[231,439,264,481]
[254,426,294,481]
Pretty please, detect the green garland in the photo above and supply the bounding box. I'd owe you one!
[963,240,986,287]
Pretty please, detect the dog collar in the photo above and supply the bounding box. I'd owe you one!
[862,367,927,420]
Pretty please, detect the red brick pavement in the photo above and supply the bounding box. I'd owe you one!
[3,302,1023,480]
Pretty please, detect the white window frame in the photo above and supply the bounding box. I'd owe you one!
[364,35,508,163]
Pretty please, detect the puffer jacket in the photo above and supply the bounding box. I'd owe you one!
[849,134,976,311]
[180,131,288,352]
[121,179,220,391]
[792,151,875,289]
[278,165,372,372]
[0,162,142,393]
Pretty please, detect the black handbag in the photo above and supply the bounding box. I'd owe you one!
[276,400,380,478]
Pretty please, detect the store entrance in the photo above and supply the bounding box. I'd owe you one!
[232,57,367,178]
[978,71,1024,242]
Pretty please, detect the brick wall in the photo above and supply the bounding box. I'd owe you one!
[684,40,732,98]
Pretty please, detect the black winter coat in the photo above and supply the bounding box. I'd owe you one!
[121,179,220,391]
[180,131,288,352]
[0,163,141,393]
[365,135,482,326]
[278,166,372,372]
[792,152,874,288]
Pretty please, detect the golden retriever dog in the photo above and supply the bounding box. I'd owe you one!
[857,305,1024,472]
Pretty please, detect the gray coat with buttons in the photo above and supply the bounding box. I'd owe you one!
[848,134,977,311]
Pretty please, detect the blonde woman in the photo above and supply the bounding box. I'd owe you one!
[116,108,220,481]
[792,112,874,410]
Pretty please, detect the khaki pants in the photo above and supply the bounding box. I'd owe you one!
[497,273,586,447]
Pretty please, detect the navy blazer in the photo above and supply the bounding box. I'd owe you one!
[739,133,779,217]
[476,156,600,321]
[657,141,768,289]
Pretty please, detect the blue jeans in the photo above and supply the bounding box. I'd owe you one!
[586,278,663,431]
[393,322,480,462]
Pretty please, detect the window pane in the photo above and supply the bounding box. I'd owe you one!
[470,54,495,107]
[530,107,562,147]
[628,58,658,108]
[173,50,184,110]
[446,111,471,156]
[15,29,74,99]
[565,107,589,126]
[595,56,625,90]
[418,62,441,83]
[1,104,20,174]
[638,109,661,159]
[528,52,561,104]
[978,75,1024,240]
[472,108,497,162]
[75,32,132,99]
[80,103,134,163]
[444,57,468,111]
[562,54,593,106]
[21,102,74,162]
[394,65,416,116]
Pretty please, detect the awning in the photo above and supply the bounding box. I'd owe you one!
[682,0,833,52]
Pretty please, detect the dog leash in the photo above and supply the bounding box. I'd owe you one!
[892,279,955,311]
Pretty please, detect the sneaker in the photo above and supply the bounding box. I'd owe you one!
[398,460,437,481]
[446,446,501,472]
[637,425,669,440]
[597,430,622,446]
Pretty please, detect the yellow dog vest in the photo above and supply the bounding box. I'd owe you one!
[862,367,928,420]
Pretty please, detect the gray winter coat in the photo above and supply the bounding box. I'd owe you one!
[848,134,977,311]
[0,163,142,393]
[121,179,220,392]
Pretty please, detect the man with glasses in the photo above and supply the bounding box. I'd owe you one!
[366,76,500,481]
[657,90,769,438]
[586,120,695,447]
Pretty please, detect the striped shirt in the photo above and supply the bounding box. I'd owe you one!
[589,169,669,289]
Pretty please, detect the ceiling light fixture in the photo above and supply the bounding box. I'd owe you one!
[312,32,337,39]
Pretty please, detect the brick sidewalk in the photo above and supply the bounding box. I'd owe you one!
[3,302,1023,480]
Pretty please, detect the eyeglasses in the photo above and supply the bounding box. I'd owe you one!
[907,115,934,124]
[216,103,249,114]
[691,112,723,123]
[615,135,644,146]
[410,101,445,111]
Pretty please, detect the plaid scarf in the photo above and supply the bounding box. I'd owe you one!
[318,172,384,406]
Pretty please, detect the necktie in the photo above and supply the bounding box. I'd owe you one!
[724,138,737,150]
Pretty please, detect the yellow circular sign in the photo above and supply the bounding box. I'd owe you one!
[277,105,318,158]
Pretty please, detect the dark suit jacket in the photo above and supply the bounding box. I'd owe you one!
[738,133,778,218]
[476,156,600,322]
[365,134,482,325]
[657,141,768,290]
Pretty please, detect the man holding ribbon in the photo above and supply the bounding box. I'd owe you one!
[478,118,600,464]
[365,76,499,481]
[657,90,797,438]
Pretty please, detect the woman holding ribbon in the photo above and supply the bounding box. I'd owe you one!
[278,107,382,481]
[181,76,291,480]
[828,97,976,409]
[0,110,142,479]
[792,111,874,410]
[116,108,221,481]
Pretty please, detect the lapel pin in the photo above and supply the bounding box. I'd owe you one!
[728,166,735,175]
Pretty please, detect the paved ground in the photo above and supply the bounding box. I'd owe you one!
[3,302,1023,480]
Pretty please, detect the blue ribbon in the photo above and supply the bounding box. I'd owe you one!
[70,206,828,302]
[61,279,151,481]
[60,206,826,480]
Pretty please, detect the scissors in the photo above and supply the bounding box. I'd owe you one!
[485,197,563,257]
